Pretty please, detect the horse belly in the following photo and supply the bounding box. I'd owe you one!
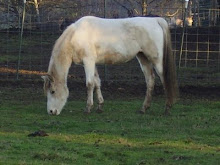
[95,45,138,65]
[95,38,140,65]
[100,53,131,65]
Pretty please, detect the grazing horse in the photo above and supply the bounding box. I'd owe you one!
[42,16,178,115]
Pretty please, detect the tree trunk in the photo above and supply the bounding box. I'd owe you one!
[210,0,218,26]
[193,0,200,26]
[33,0,40,23]
[142,0,147,16]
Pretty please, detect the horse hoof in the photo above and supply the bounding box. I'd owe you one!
[164,111,171,116]
[136,110,145,114]
[84,110,91,114]
[96,109,103,113]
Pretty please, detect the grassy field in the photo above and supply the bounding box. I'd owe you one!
[0,84,219,165]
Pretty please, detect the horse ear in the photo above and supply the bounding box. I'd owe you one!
[41,75,48,82]
[47,74,55,83]
[41,74,55,95]
[41,74,54,83]
[42,75,49,95]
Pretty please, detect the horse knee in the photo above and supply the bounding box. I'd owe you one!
[86,81,95,89]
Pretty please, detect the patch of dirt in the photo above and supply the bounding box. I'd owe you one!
[28,130,48,137]
[0,80,219,100]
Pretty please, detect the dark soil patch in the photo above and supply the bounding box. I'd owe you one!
[0,80,219,100]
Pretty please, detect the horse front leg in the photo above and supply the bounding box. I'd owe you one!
[85,82,95,113]
[94,68,104,113]
[84,60,95,114]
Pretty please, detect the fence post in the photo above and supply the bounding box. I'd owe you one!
[16,0,26,80]
[104,0,108,81]
[179,0,189,68]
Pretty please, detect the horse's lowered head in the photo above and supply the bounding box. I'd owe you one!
[42,74,69,115]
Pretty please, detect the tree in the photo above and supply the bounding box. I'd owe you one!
[210,0,218,26]
[142,0,147,16]
[27,0,41,23]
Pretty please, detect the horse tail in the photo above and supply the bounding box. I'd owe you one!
[158,18,179,106]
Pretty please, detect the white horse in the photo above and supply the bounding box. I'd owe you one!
[42,16,178,115]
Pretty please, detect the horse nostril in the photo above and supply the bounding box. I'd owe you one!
[49,110,58,115]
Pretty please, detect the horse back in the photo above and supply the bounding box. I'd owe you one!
[70,16,165,64]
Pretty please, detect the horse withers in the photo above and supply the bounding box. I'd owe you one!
[42,16,178,115]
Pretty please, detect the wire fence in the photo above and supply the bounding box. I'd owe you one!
[0,0,219,86]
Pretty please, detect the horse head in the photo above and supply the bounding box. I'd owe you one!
[42,74,69,115]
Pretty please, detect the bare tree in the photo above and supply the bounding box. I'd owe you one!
[192,0,200,26]
[27,0,41,23]
[210,0,219,26]
[112,0,136,17]
[142,0,147,16]
[10,0,24,19]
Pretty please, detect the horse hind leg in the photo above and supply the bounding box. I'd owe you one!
[94,67,104,113]
[136,53,155,114]
[154,62,172,115]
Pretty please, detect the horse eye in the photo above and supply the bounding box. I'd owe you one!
[51,91,55,94]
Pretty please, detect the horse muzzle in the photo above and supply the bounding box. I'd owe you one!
[48,109,59,115]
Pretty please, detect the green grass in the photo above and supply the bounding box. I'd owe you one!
[0,87,220,165]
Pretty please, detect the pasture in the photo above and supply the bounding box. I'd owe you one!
[0,1,219,164]
[0,82,219,164]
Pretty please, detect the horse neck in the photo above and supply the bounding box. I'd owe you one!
[48,53,72,84]
[48,26,75,84]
